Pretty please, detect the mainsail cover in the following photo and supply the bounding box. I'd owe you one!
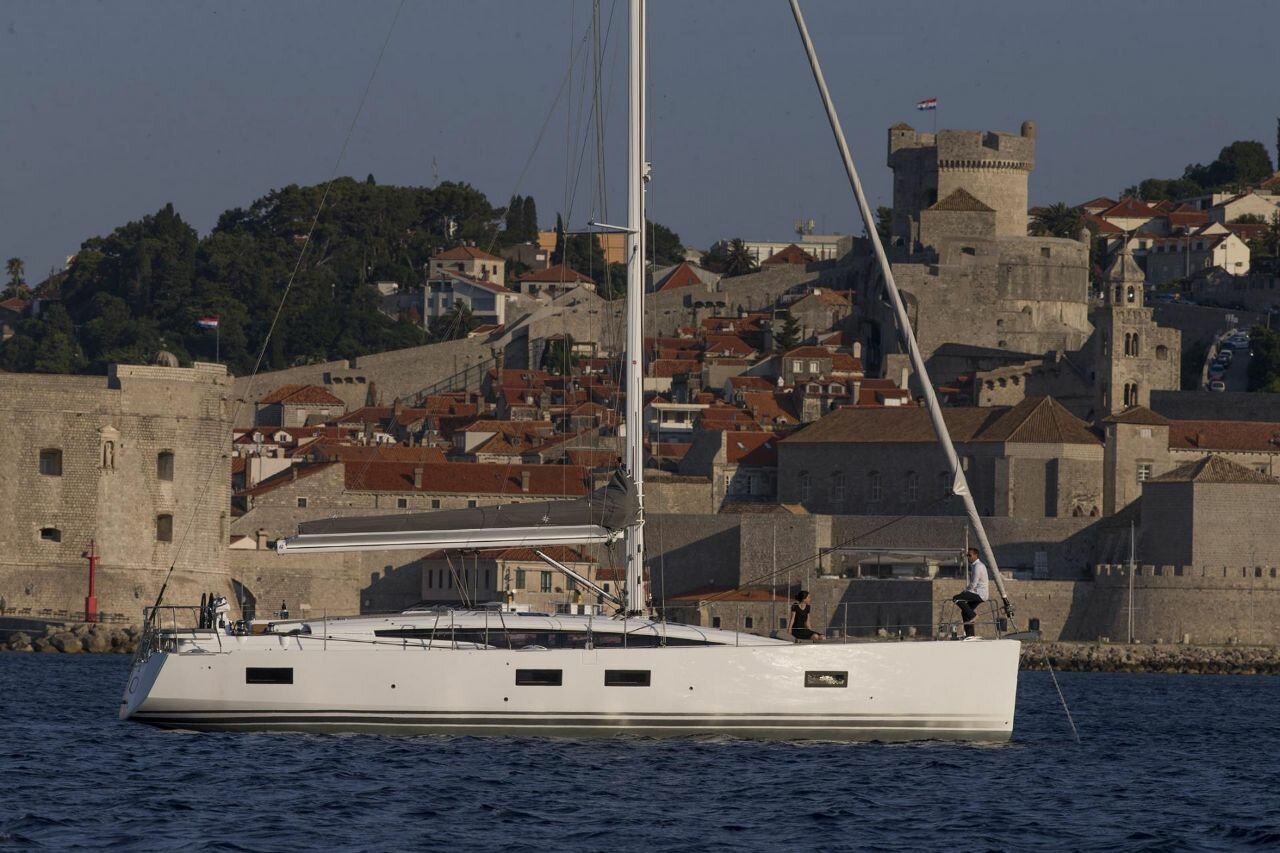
[276,469,639,554]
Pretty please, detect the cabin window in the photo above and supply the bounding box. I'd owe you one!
[39,448,62,477]
[40,527,62,543]
[246,667,294,685]
[805,671,848,688]
[604,670,651,687]
[515,669,562,686]
[156,514,174,543]
[157,450,175,481]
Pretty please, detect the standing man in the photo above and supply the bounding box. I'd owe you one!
[952,547,988,639]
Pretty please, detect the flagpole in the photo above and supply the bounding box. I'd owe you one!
[216,324,220,363]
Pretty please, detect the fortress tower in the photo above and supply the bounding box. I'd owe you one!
[888,120,1037,250]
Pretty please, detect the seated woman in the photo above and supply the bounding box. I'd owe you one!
[787,590,823,643]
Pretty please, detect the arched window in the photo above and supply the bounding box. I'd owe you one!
[1156,344,1169,360]
[1131,334,1139,357]
[1126,285,1136,303]
[1102,337,1109,357]
[867,471,882,504]
[829,471,845,504]
[156,514,174,543]
[1123,333,1131,356]
[1114,285,1123,303]
[798,471,811,501]
[905,471,919,504]
[157,450,175,481]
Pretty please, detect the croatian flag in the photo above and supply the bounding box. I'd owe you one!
[916,98,937,111]
[197,316,219,330]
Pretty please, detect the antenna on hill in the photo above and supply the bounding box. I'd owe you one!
[794,218,816,238]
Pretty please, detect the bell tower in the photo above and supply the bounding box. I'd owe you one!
[1093,243,1180,417]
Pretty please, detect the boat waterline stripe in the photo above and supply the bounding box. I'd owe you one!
[131,715,1005,731]
[130,709,997,720]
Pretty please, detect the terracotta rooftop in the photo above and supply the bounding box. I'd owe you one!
[703,335,755,357]
[1168,420,1280,453]
[516,263,596,284]
[1100,198,1159,220]
[784,346,836,359]
[345,461,590,496]
[259,384,346,406]
[433,270,511,294]
[782,397,1098,446]
[1103,406,1171,427]
[1078,196,1118,212]
[1150,455,1279,485]
[432,245,503,262]
[761,243,816,266]
[724,431,780,466]
[318,446,448,464]
[654,262,704,293]
[650,359,701,379]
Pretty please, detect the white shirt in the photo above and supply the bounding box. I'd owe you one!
[965,557,989,601]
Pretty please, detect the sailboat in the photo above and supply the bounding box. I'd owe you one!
[120,0,1021,741]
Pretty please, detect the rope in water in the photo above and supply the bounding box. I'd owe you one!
[1045,653,1081,744]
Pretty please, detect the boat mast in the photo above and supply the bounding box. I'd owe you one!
[623,0,648,615]
[788,0,1015,624]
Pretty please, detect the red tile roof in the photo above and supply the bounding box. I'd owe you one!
[650,359,701,379]
[433,245,503,262]
[1100,198,1159,221]
[1168,420,1280,452]
[345,462,590,496]
[761,243,816,266]
[259,384,346,405]
[654,262,705,293]
[434,270,511,294]
[318,446,448,463]
[723,431,780,465]
[783,346,835,359]
[516,263,596,284]
[0,297,29,314]
[1078,196,1118,212]
[703,335,755,357]
[727,376,777,393]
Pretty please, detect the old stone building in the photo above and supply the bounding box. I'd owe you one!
[0,363,232,619]
[1092,246,1181,416]
[777,397,1103,519]
[861,121,1093,378]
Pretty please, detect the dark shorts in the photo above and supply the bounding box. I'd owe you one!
[792,628,817,640]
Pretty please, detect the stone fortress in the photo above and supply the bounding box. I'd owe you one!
[858,119,1181,421]
[0,364,234,621]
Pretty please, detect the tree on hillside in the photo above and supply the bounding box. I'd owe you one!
[773,310,802,352]
[1030,202,1084,239]
[541,334,579,376]
[648,220,685,267]
[505,194,527,239]
[521,196,539,242]
[429,302,478,342]
[873,205,893,245]
[5,257,25,292]
[701,238,758,278]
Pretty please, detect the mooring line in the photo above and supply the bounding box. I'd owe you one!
[1045,654,1081,744]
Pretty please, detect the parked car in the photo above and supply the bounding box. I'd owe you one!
[1209,380,1227,392]
[1216,350,1234,364]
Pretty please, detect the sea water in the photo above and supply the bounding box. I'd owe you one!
[1,654,1277,852]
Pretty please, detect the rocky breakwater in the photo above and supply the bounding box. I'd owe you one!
[4,623,141,654]
[1021,642,1280,675]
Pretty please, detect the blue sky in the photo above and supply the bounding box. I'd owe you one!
[2,0,1277,279]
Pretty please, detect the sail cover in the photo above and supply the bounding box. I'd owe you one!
[275,469,639,554]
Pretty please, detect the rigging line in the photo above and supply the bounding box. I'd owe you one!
[482,22,595,258]
[562,0,618,229]
[150,0,407,617]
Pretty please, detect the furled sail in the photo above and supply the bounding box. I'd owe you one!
[275,469,639,554]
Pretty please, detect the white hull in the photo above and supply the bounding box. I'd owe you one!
[121,618,1020,742]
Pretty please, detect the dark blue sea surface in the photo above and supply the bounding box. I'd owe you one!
[1,655,1277,852]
